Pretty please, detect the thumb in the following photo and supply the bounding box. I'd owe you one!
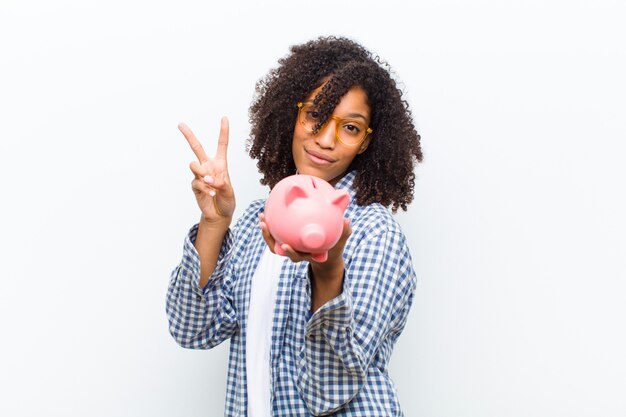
[341,218,352,240]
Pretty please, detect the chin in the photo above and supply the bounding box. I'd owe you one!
[298,166,347,185]
[295,166,325,180]
[297,166,323,178]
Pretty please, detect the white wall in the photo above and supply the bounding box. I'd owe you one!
[1,0,625,416]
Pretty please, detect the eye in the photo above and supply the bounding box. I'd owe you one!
[305,110,320,121]
[341,122,363,136]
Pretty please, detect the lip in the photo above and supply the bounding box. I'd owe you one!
[304,148,336,164]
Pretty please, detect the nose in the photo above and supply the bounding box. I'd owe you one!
[315,119,337,149]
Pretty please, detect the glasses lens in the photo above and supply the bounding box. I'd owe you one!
[299,104,368,146]
[299,104,320,132]
[336,119,367,146]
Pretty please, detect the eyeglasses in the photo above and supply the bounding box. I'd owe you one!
[296,102,373,147]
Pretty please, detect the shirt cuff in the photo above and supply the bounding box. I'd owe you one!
[182,223,232,296]
[305,271,353,337]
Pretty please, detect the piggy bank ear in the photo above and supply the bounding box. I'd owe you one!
[331,190,350,211]
[285,185,309,207]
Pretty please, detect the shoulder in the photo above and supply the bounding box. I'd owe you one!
[347,201,414,272]
[344,201,416,297]
[348,201,404,241]
[346,200,413,271]
[338,171,404,240]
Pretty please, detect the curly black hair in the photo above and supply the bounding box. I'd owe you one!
[247,36,423,212]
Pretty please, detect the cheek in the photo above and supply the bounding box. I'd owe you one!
[292,124,306,142]
[291,135,303,164]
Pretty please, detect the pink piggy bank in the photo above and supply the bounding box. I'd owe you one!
[264,174,350,262]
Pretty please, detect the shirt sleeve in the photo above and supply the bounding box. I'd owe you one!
[165,223,239,349]
[296,229,417,415]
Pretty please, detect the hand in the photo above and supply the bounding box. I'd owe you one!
[179,117,236,224]
[259,213,352,269]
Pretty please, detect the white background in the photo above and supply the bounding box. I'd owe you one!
[1,0,625,416]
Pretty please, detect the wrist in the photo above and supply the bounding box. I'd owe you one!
[200,213,232,229]
[310,257,344,281]
[309,261,345,312]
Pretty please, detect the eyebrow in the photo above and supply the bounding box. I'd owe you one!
[302,101,369,121]
[345,113,368,121]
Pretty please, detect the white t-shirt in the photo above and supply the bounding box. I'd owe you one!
[246,246,284,417]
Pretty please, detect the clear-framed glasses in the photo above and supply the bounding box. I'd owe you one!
[297,102,373,147]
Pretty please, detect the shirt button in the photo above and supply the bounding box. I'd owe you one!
[196,295,202,301]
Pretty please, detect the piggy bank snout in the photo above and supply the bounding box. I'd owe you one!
[300,224,326,250]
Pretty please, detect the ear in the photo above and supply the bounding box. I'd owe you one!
[357,136,371,154]
[330,190,350,211]
[285,185,308,207]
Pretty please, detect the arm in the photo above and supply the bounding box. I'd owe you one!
[196,215,231,287]
[166,118,239,349]
[296,229,417,415]
[308,218,350,312]
[165,221,239,349]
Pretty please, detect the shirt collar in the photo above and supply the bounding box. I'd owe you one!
[333,170,357,202]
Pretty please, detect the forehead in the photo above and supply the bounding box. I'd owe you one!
[306,85,371,117]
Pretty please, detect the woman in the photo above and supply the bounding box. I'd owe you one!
[166,36,423,416]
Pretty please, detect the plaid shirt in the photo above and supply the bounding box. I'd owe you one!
[166,171,417,416]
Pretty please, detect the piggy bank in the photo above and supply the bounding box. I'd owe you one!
[264,174,350,262]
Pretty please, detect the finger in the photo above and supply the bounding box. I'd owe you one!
[326,218,351,256]
[200,171,234,199]
[220,168,232,186]
[189,161,207,179]
[190,161,230,194]
[215,117,229,160]
[191,178,215,195]
[258,214,276,253]
[179,122,209,163]
[216,170,235,199]
[337,217,352,245]
[339,218,353,242]
[258,214,272,240]
[280,243,308,263]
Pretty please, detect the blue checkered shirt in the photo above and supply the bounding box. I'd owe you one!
[166,171,417,416]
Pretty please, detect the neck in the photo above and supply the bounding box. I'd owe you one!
[328,171,347,187]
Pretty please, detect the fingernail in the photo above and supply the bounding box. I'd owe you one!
[209,190,216,197]
[203,176,214,184]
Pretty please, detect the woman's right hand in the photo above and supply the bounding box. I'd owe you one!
[179,117,236,225]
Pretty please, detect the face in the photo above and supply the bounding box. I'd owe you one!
[292,86,372,186]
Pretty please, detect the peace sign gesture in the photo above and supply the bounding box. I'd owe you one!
[179,117,236,224]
